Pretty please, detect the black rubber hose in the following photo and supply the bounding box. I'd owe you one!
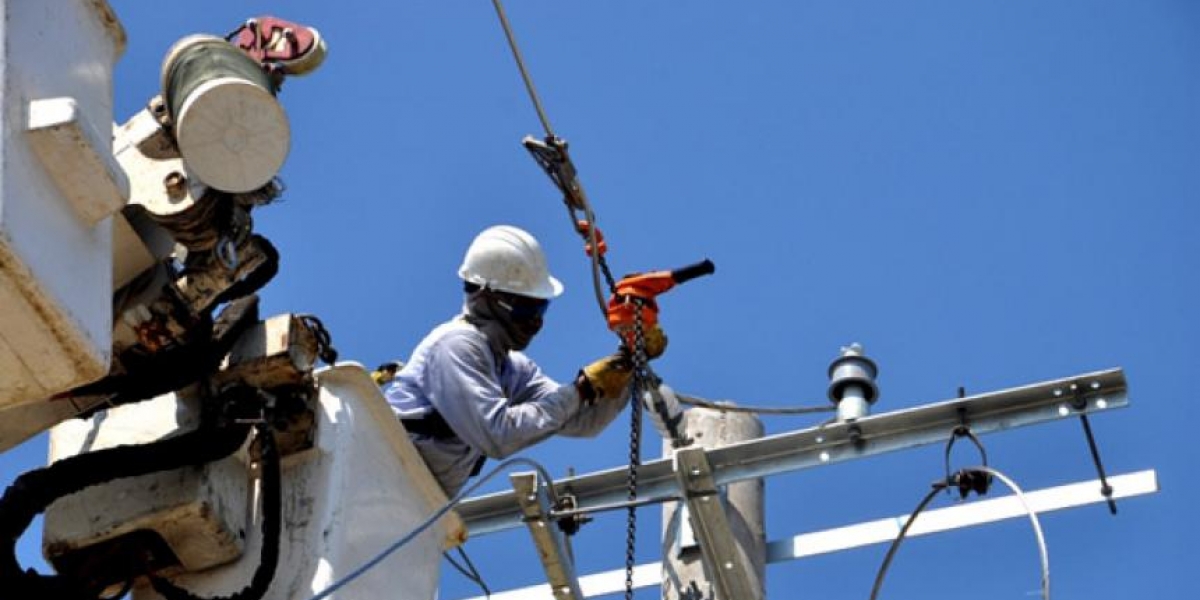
[150,422,282,600]
[0,424,251,600]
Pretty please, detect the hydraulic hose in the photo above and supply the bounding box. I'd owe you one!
[150,422,282,600]
[0,423,252,600]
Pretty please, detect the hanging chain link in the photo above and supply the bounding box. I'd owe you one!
[624,298,652,600]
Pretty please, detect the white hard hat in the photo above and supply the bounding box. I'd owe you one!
[458,225,564,300]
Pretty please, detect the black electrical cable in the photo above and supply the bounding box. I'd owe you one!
[868,466,1051,600]
[868,482,946,600]
[66,295,261,419]
[297,314,339,364]
[149,421,282,600]
[207,234,280,313]
[305,457,557,600]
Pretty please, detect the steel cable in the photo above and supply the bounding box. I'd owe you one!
[490,0,556,138]
[491,0,614,316]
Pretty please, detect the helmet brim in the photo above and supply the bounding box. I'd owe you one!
[527,275,564,300]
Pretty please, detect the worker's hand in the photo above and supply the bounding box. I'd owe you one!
[642,325,668,360]
[619,325,668,360]
[576,353,634,403]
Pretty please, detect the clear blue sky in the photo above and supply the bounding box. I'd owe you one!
[3,1,1196,598]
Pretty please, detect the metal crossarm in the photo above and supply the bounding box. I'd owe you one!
[456,469,1157,600]
[458,368,1127,536]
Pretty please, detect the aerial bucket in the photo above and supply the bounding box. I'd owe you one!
[44,364,462,600]
[161,35,289,193]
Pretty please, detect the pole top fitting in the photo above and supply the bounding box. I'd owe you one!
[827,343,880,407]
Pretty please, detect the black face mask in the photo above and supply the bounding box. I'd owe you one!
[464,289,547,353]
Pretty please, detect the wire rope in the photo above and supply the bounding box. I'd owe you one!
[489,0,556,138]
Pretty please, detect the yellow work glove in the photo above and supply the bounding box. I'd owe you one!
[371,361,403,386]
[641,325,668,360]
[576,327,668,403]
[577,354,633,403]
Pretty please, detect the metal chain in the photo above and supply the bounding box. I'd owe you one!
[596,251,618,294]
[624,298,651,600]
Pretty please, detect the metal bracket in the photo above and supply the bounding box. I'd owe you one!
[510,472,584,600]
[460,368,1129,537]
[456,469,1159,600]
[1069,381,1118,514]
[673,446,762,600]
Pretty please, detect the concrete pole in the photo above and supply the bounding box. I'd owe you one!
[661,408,766,600]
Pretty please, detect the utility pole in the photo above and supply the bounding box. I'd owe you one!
[662,408,765,600]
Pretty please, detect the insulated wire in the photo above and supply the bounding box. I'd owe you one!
[868,466,1051,600]
[868,483,944,600]
[444,547,492,599]
[305,457,556,600]
[982,466,1051,600]
[675,392,836,416]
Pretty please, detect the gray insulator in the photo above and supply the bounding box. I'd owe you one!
[827,344,880,420]
[837,383,871,422]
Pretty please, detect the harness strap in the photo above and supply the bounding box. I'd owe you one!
[401,412,488,477]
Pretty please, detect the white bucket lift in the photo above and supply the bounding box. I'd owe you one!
[45,364,464,600]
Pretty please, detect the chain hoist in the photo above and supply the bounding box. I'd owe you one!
[488,3,715,598]
[623,299,648,599]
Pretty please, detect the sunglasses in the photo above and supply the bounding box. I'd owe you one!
[494,293,551,321]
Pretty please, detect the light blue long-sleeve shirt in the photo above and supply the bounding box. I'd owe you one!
[385,316,629,496]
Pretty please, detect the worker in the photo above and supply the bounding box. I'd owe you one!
[382,225,665,496]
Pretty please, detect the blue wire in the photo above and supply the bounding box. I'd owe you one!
[306,457,555,600]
